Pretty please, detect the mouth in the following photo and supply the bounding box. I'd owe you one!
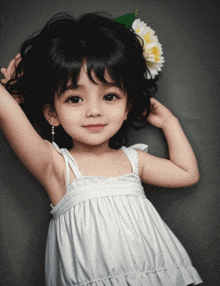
[84,124,106,131]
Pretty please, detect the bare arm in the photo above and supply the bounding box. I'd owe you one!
[0,83,55,186]
[139,98,199,188]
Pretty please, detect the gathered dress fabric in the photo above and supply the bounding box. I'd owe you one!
[45,143,202,286]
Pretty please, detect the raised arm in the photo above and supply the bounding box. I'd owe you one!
[0,83,55,187]
[139,98,199,188]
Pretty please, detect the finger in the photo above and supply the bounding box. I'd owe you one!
[7,59,16,74]
[15,53,21,60]
[1,67,7,75]
[1,71,9,82]
[150,98,160,105]
[5,59,15,77]
[15,54,22,67]
[150,98,157,109]
[150,98,158,111]
[1,79,7,84]
[150,98,156,103]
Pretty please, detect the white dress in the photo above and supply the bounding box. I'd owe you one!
[45,143,203,286]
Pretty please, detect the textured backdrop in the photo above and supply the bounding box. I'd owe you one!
[0,0,219,285]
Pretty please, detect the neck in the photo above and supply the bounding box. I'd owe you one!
[70,140,112,156]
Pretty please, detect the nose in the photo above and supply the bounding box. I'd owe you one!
[85,99,102,118]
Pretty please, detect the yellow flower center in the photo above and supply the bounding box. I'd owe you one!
[143,32,154,43]
[152,46,161,62]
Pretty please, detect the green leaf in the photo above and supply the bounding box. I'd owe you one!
[114,11,137,28]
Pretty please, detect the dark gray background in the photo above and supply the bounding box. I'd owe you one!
[0,0,219,285]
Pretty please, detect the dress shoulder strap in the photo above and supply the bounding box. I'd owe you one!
[52,142,70,186]
[52,143,82,187]
[121,143,148,177]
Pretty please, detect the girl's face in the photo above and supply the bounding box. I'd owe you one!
[48,64,129,150]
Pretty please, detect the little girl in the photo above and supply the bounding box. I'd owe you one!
[0,12,202,286]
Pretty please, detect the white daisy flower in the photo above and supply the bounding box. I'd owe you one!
[132,19,165,79]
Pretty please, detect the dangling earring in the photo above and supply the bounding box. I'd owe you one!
[51,126,55,142]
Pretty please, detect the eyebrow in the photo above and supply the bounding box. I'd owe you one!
[102,82,122,88]
[65,82,122,91]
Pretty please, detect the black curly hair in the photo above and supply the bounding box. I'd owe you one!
[6,12,157,149]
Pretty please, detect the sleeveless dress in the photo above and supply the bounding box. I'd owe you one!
[45,143,202,286]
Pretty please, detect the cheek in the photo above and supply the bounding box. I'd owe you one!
[113,105,128,121]
[56,106,79,123]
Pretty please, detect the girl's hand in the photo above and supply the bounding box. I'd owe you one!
[147,98,174,129]
[1,53,21,85]
[1,54,23,104]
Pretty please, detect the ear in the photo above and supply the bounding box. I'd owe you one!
[124,102,132,121]
[43,104,60,127]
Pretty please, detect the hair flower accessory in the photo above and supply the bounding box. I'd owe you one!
[115,11,165,79]
[132,19,165,79]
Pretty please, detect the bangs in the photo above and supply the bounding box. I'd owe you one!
[51,19,127,96]
[56,59,124,96]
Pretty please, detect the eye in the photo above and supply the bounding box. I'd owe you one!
[104,93,119,101]
[67,96,82,103]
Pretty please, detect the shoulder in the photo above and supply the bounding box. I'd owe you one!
[133,149,151,179]
[122,144,149,179]
[121,146,150,179]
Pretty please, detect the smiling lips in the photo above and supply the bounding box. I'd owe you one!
[84,124,106,131]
